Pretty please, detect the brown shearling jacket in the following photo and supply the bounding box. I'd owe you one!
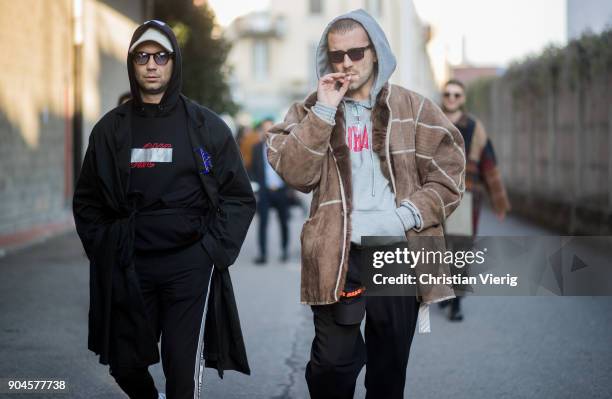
[266,83,466,305]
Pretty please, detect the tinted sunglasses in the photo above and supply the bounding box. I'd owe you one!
[131,51,174,66]
[443,92,463,99]
[328,45,372,63]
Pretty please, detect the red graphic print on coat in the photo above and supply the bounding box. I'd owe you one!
[130,142,173,168]
[347,124,369,152]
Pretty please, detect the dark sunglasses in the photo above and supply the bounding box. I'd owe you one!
[443,92,463,99]
[131,51,174,66]
[328,45,372,64]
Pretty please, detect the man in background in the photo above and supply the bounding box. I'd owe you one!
[440,78,511,321]
[250,118,290,264]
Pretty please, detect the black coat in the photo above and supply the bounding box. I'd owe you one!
[74,20,255,377]
[73,93,256,376]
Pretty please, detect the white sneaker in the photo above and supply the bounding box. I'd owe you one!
[158,394,166,399]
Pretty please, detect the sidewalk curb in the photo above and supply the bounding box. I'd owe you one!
[0,217,76,258]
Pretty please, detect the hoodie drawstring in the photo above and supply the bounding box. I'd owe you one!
[370,140,375,197]
[345,100,376,198]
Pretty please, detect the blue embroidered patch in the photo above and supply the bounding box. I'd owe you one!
[195,148,213,175]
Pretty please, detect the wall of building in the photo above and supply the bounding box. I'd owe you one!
[467,30,612,234]
[0,0,146,242]
[0,1,74,237]
[81,0,145,141]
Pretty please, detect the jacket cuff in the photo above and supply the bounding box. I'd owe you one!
[312,101,337,126]
[403,190,440,232]
[398,201,422,230]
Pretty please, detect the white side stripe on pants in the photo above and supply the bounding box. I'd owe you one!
[193,267,214,399]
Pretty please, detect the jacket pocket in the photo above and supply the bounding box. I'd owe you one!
[300,214,321,261]
[351,209,406,242]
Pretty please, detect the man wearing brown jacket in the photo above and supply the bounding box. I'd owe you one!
[266,9,465,399]
[439,79,511,321]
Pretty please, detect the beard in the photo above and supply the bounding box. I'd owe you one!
[346,65,376,96]
[442,103,462,113]
[139,81,169,95]
[135,71,170,96]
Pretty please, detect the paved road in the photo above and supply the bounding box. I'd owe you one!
[1,206,611,398]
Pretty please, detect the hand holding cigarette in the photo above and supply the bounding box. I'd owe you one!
[317,72,351,108]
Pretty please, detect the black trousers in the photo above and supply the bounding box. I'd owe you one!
[257,187,289,258]
[306,248,420,399]
[109,243,213,399]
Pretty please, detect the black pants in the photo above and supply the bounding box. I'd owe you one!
[257,188,289,258]
[306,248,420,399]
[109,243,213,399]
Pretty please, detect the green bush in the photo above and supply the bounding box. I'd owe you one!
[467,28,612,106]
[154,0,238,115]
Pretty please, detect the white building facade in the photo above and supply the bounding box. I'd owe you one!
[225,0,437,121]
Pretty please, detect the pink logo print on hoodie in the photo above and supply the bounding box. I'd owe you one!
[347,124,369,152]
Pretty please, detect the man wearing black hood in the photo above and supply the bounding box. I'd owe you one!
[73,20,255,398]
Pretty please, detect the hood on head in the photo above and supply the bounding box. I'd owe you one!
[315,9,396,105]
[127,19,182,109]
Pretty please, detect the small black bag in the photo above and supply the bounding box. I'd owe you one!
[333,294,366,325]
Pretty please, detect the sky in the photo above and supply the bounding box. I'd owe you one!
[413,0,567,66]
[207,0,567,67]
[208,0,271,26]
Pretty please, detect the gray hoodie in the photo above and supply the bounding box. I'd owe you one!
[311,9,421,245]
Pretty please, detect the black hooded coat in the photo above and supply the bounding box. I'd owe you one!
[73,20,255,377]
